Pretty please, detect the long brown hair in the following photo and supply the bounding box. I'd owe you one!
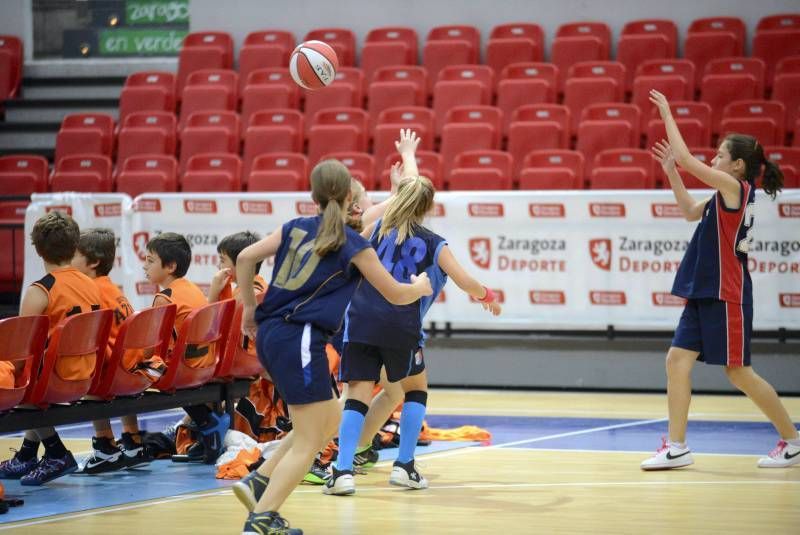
[724,133,783,199]
[379,175,435,244]
[310,159,352,256]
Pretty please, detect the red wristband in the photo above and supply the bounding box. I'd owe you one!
[478,286,495,303]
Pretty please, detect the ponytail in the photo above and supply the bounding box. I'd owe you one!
[724,133,784,200]
[310,159,351,256]
[379,175,435,244]
[761,157,784,200]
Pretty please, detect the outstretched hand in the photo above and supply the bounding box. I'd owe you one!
[649,89,672,120]
[651,139,677,173]
[395,128,420,156]
[389,161,404,190]
[481,300,502,316]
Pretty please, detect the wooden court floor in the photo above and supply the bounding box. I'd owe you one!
[1,390,798,534]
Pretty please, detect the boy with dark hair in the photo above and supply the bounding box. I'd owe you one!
[209,231,266,303]
[0,212,101,485]
[72,228,151,474]
[144,232,230,463]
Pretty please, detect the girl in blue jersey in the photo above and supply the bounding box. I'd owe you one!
[641,90,799,471]
[324,168,502,496]
[234,159,433,535]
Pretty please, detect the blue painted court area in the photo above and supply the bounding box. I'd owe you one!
[1,410,794,524]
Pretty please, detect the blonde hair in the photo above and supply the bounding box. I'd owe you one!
[379,175,435,244]
[350,177,366,204]
[311,159,352,256]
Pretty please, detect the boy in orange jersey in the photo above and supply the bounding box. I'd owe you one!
[209,231,267,304]
[0,212,100,485]
[71,228,154,474]
[144,232,230,463]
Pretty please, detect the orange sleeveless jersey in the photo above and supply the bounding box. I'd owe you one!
[94,275,136,368]
[219,275,267,354]
[154,278,212,368]
[32,267,102,381]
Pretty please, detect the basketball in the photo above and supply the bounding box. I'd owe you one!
[289,40,339,90]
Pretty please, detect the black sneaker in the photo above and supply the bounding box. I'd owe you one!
[232,470,269,511]
[120,432,152,468]
[20,451,78,486]
[389,459,428,489]
[0,451,38,479]
[242,511,302,535]
[322,465,355,496]
[301,456,330,485]
[79,437,127,474]
[353,445,379,469]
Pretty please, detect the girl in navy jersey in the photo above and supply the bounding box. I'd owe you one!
[234,159,432,535]
[324,166,502,496]
[641,90,799,471]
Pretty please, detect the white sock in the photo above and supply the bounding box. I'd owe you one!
[670,441,687,450]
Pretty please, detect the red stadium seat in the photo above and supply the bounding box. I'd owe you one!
[659,148,716,188]
[507,104,571,176]
[88,304,177,400]
[380,150,444,190]
[0,199,27,291]
[51,155,112,192]
[0,155,49,195]
[238,30,295,92]
[496,62,557,135]
[0,315,48,411]
[440,123,495,177]
[756,13,800,31]
[688,17,746,54]
[373,106,435,167]
[361,27,418,82]
[594,148,656,179]
[303,67,364,134]
[242,109,304,180]
[117,111,177,164]
[556,22,611,52]
[705,57,766,96]
[621,19,678,55]
[215,294,266,379]
[179,110,240,175]
[248,153,308,192]
[489,23,544,51]
[116,155,178,197]
[365,27,418,63]
[701,58,765,134]
[486,25,544,81]
[368,66,428,132]
[753,30,800,90]
[177,32,234,94]
[241,68,301,135]
[179,69,238,128]
[119,71,176,123]
[684,32,740,88]
[324,151,375,189]
[563,78,619,135]
[632,76,692,133]
[432,65,494,135]
[580,103,641,143]
[518,150,585,190]
[590,167,653,189]
[445,105,502,148]
[54,113,115,163]
[423,25,480,93]
[721,100,786,146]
[636,59,696,88]
[568,61,626,99]
[646,101,712,148]
[448,168,510,190]
[450,150,513,189]
[0,35,22,100]
[304,27,356,66]
[616,34,672,93]
[765,146,800,187]
[153,299,235,392]
[307,107,368,165]
[576,120,635,179]
[552,22,611,92]
[182,153,242,192]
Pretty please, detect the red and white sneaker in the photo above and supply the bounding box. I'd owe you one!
[757,440,800,468]
[641,437,694,471]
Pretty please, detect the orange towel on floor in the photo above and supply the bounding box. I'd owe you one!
[216,447,262,480]
[423,425,492,443]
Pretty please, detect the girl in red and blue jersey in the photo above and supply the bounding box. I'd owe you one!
[641,90,799,471]
[233,159,433,535]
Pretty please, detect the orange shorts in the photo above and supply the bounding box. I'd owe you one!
[0,361,15,389]
[55,354,96,381]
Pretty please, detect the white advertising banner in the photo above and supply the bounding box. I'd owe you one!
[24,190,800,331]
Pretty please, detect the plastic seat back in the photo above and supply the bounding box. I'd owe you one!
[216,294,266,379]
[0,315,48,411]
[248,153,309,192]
[0,155,49,195]
[688,17,745,53]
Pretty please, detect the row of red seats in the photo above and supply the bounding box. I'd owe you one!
[0,35,22,102]
[0,296,262,412]
[175,15,800,99]
[118,58,800,151]
[5,142,800,197]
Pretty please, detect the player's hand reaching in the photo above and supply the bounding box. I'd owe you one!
[651,139,677,174]
[481,300,502,316]
[389,161,404,191]
[649,89,672,120]
[410,272,433,297]
[395,128,420,156]
[241,303,257,339]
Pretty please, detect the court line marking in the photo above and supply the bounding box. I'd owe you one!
[499,446,763,458]
[3,478,798,529]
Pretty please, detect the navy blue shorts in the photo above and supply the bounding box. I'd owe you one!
[672,298,752,367]
[340,342,425,383]
[256,318,336,405]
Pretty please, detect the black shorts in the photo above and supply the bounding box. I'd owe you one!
[340,342,425,383]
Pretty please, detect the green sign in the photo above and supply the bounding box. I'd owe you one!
[99,29,188,55]
[125,0,190,25]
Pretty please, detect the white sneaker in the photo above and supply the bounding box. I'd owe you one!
[641,438,694,471]
[389,459,429,489]
[757,440,800,468]
[322,466,355,496]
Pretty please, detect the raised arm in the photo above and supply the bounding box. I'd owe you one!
[237,227,282,337]
[437,245,501,316]
[651,140,707,222]
[650,90,741,207]
[351,247,432,305]
[362,129,421,226]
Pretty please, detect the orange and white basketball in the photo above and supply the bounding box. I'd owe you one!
[289,40,339,90]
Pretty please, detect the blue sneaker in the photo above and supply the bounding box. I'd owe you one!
[0,451,38,479]
[242,512,302,534]
[198,412,230,464]
[232,470,269,511]
[20,452,78,486]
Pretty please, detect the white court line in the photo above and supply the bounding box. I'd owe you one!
[499,446,763,458]
[3,478,798,530]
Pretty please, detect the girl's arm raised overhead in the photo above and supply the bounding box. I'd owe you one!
[652,140,707,222]
[437,245,502,316]
[362,129,421,227]
[351,247,432,305]
[650,90,741,208]
[237,227,282,337]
